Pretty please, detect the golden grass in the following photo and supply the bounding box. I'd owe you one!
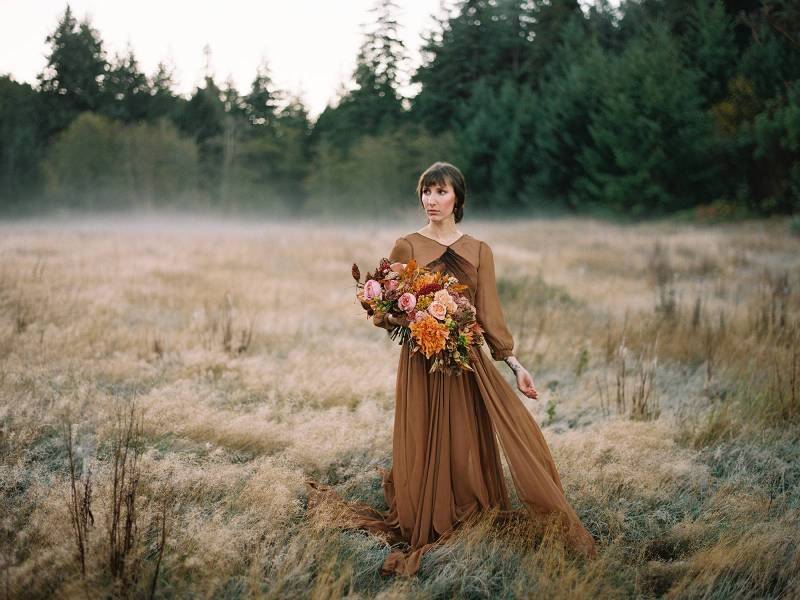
[0,214,798,598]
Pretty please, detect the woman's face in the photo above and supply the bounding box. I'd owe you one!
[420,179,456,222]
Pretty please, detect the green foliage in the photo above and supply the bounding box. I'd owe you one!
[243,59,282,129]
[103,46,152,123]
[682,0,737,105]
[3,0,800,218]
[0,76,42,207]
[748,79,800,213]
[345,0,406,135]
[574,22,719,215]
[42,112,199,210]
[526,17,607,211]
[36,5,108,137]
[309,0,408,161]
[305,126,452,218]
[176,76,226,148]
[451,78,521,209]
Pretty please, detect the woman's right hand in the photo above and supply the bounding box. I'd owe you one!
[387,313,411,327]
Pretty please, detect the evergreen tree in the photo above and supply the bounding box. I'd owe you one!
[681,0,738,106]
[218,76,248,204]
[344,0,407,134]
[176,71,226,199]
[221,75,247,117]
[272,91,312,205]
[730,0,800,213]
[748,79,800,213]
[583,0,625,51]
[310,0,407,163]
[450,78,520,210]
[0,76,42,208]
[309,81,353,156]
[102,44,151,123]
[411,0,509,129]
[519,0,584,86]
[147,60,182,123]
[36,5,109,139]
[575,22,718,215]
[177,75,225,147]
[527,17,607,211]
[243,59,282,129]
[492,81,541,210]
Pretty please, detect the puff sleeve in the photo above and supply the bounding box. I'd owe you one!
[372,236,413,330]
[475,240,515,360]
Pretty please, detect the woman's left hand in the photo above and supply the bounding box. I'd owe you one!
[516,368,538,400]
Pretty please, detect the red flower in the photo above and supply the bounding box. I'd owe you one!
[417,282,443,297]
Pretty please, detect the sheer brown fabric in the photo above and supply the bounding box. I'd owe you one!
[306,233,597,577]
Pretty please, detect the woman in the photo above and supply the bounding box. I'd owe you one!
[306,162,597,577]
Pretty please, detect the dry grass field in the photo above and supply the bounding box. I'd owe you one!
[1,214,799,599]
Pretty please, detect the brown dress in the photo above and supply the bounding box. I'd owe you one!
[305,232,597,576]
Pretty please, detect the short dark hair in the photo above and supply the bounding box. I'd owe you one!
[416,162,466,223]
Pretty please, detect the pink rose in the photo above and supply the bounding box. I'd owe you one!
[433,289,458,313]
[363,279,382,301]
[398,292,416,312]
[390,262,406,273]
[385,279,399,292]
[427,301,446,320]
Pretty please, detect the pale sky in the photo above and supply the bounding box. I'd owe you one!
[0,0,457,121]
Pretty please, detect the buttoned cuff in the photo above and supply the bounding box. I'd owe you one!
[490,347,514,361]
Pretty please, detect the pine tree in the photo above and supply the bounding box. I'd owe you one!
[244,59,282,129]
[344,0,408,134]
[36,5,109,138]
[0,76,42,207]
[148,60,181,122]
[103,44,151,123]
[310,0,408,161]
[575,21,718,215]
[682,0,737,106]
[527,16,606,211]
[519,0,583,86]
[411,0,508,130]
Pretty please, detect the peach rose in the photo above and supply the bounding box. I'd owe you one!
[390,262,406,273]
[427,300,446,321]
[433,289,458,313]
[363,279,382,300]
[398,292,416,312]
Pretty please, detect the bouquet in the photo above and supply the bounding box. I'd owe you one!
[352,256,485,375]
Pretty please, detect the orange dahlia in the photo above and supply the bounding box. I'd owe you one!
[412,272,438,293]
[409,315,449,358]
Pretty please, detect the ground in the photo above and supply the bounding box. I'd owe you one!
[1,214,798,598]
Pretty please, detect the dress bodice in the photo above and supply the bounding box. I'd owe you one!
[377,231,516,361]
[406,232,480,302]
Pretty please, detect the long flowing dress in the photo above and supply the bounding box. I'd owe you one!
[305,232,597,577]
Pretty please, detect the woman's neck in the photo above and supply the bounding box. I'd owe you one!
[419,219,461,241]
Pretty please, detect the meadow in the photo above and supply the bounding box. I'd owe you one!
[1,214,798,599]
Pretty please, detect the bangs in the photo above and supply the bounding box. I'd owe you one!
[420,171,451,191]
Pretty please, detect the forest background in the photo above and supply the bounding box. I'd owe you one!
[2,0,798,221]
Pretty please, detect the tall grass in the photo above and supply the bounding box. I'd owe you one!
[0,215,797,597]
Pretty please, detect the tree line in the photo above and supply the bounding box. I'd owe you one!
[1,0,798,219]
